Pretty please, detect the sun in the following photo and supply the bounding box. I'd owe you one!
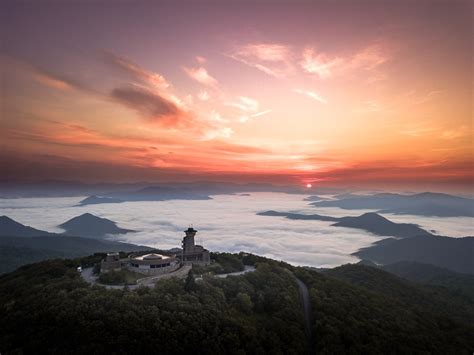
[306,183,312,188]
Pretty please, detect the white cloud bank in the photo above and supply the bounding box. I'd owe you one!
[1,193,471,268]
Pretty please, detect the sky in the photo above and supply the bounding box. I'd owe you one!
[1,0,472,190]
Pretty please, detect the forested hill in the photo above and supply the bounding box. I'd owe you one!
[323,263,474,326]
[1,254,473,354]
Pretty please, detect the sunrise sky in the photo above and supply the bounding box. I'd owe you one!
[1,0,472,190]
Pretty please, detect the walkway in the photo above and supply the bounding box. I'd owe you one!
[80,264,191,290]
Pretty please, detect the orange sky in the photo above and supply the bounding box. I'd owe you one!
[1,0,472,190]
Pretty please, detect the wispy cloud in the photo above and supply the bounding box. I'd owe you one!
[349,44,389,71]
[104,51,170,90]
[183,66,218,87]
[2,56,91,93]
[226,96,271,122]
[32,72,74,91]
[110,85,188,127]
[197,90,210,101]
[227,43,293,78]
[251,109,272,118]
[209,110,229,123]
[414,90,443,105]
[240,43,290,62]
[300,48,342,79]
[201,127,234,141]
[196,56,207,64]
[293,89,328,104]
[300,44,390,81]
[441,126,470,140]
[228,96,259,112]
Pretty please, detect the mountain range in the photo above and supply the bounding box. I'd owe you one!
[353,235,474,274]
[0,214,148,274]
[259,210,473,274]
[310,192,474,217]
[0,180,321,199]
[1,214,135,239]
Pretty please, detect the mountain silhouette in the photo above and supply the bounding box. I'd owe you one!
[77,195,124,206]
[354,235,474,274]
[303,195,328,201]
[257,211,431,238]
[311,192,474,217]
[0,216,57,237]
[334,212,432,238]
[59,213,135,238]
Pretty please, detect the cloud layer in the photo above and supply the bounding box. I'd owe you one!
[1,193,470,268]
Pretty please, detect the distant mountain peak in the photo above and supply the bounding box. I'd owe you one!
[77,195,124,206]
[0,215,19,224]
[59,213,135,238]
[357,212,391,222]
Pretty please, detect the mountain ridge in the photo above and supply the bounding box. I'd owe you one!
[59,213,135,238]
[257,211,432,238]
[0,216,58,237]
[310,192,474,217]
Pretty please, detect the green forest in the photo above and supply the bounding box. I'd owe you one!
[1,253,473,354]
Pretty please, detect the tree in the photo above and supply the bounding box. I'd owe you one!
[184,270,197,292]
[234,292,253,313]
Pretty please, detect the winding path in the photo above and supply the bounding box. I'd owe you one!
[80,265,191,289]
[214,265,256,278]
[295,277,315,354]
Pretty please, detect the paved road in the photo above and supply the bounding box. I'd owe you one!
[215,265,256,278]
[195,265,256,281]
[295,277,315,354]
[80,267,142,289]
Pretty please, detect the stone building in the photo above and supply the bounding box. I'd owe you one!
[127,253,179,275]
[181,227,210,265]
[100,252,122,272]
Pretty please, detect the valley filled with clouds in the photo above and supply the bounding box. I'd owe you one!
[1,193,471,268]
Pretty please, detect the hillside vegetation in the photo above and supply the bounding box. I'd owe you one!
[0,254,473,354]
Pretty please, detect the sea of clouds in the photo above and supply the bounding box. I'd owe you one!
[1,193,472,268]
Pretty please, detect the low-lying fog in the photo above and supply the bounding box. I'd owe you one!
[1,193,472,268]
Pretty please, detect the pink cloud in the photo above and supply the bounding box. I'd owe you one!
[183,66,218,87]
[227,43,293,78]
[196,56,207,64]
[349,44,388,71]
[240,44,290,62]
[104,51,170,90]
[110,85,188,127]
[300,44,390,80]
[293,89,328,104]
[198,90,210,101]
[300,48,342,79]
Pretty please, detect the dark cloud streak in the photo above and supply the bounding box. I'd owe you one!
[110,86,183,124]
